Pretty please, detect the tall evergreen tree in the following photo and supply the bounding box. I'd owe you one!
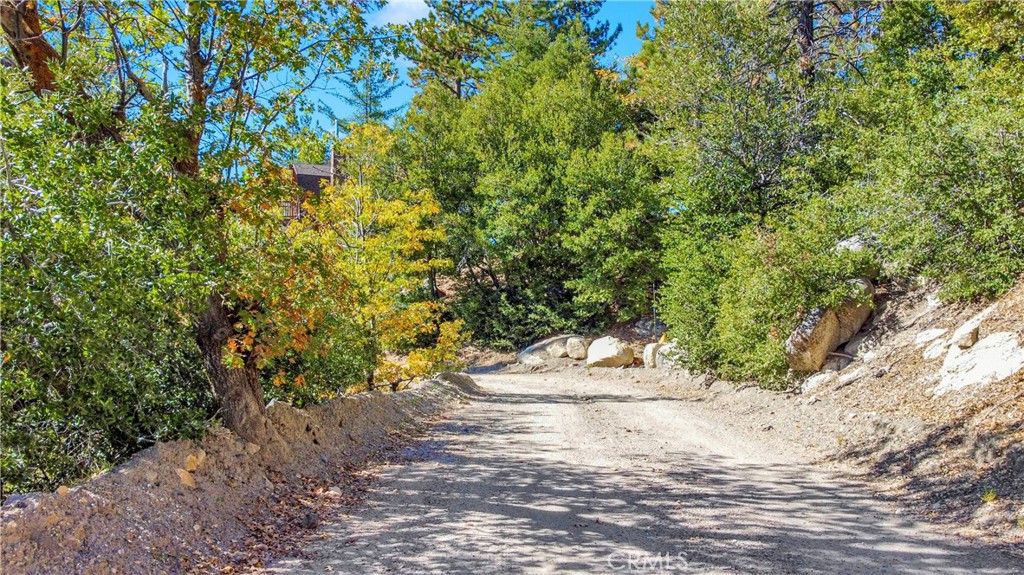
[334,57,405,125]
[400,0,619,99]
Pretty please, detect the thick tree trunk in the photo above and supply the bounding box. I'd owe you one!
[195,293,277,444]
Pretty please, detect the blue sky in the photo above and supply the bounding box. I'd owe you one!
[310,0,656,130]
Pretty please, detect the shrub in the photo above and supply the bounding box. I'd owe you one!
[1,91,215,494]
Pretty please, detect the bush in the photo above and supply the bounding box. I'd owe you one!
[714,200,879,386]
[851,81,1024,301]
[650,0,1024,389]
[660,225,728,371]
[662,196,879,386]
[1,93,215,494]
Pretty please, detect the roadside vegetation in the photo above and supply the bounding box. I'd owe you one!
[2,0,1021,494]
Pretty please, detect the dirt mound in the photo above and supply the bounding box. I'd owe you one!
[0,375,479,575]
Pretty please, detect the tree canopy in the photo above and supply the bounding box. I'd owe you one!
[3,0,1022,494]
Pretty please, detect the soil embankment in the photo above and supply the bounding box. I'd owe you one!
[1,375,481,575]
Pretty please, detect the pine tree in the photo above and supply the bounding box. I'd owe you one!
[334,58,405,125]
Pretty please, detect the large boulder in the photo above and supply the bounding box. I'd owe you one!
[586,336,634,368]
[565,336,592,360]
[786,309,840,372]
[643,343,663,369]
[656,341,686,370]
[516,335,576,365]
[786,279,874,372]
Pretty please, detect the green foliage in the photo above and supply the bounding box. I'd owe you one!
[644,0,837,380]
[1,70,213,494]
[640,0,818,228]
[329,57,405,126]
[713,199,879,386]
[645,0,1024,386]
[842,4,1024,300]
[5,0,1023,495]
[562,133,662,321]
[981,487,998,504]
[399,0,620,99]
[399,16,661,348]
[0,0,407,495]
[659,226,728,370]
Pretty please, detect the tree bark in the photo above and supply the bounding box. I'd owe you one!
[195,293,280,445]
[792,0,816,86]
[1,0,59,95]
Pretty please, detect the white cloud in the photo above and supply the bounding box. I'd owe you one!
[372,0,429,26]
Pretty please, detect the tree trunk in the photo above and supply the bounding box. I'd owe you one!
[195,293,279,445]
[1,0,59,95]
[2,0,120,141]
[793,0,816,85]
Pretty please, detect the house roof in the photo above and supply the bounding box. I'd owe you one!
[292,163,333,177]
[291,163,333,195]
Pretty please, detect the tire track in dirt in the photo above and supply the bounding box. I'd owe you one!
[257,372,1022,574]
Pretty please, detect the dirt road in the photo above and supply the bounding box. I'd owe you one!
[260,372,1021,574]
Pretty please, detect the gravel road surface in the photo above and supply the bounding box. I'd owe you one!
[259,372,1022,574]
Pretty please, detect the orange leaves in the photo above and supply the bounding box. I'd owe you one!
[220,122,463,398]
[271,370,306,389]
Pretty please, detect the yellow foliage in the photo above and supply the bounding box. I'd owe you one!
[276,123,464,390]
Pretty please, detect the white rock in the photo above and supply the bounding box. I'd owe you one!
[922,305,997,362]
[923,339,948,360]
[586,336,634,368]
[565,336,592,360]
[915,328,948,346]
[837,367,867,386]
[656,341,686,370]
[516,335,576,364]
[933,332,1024,395]
[643,343,663,369]
[800,371,835,393]
[956,327,979,349]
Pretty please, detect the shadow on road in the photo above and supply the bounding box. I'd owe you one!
[265,384,1021,575]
